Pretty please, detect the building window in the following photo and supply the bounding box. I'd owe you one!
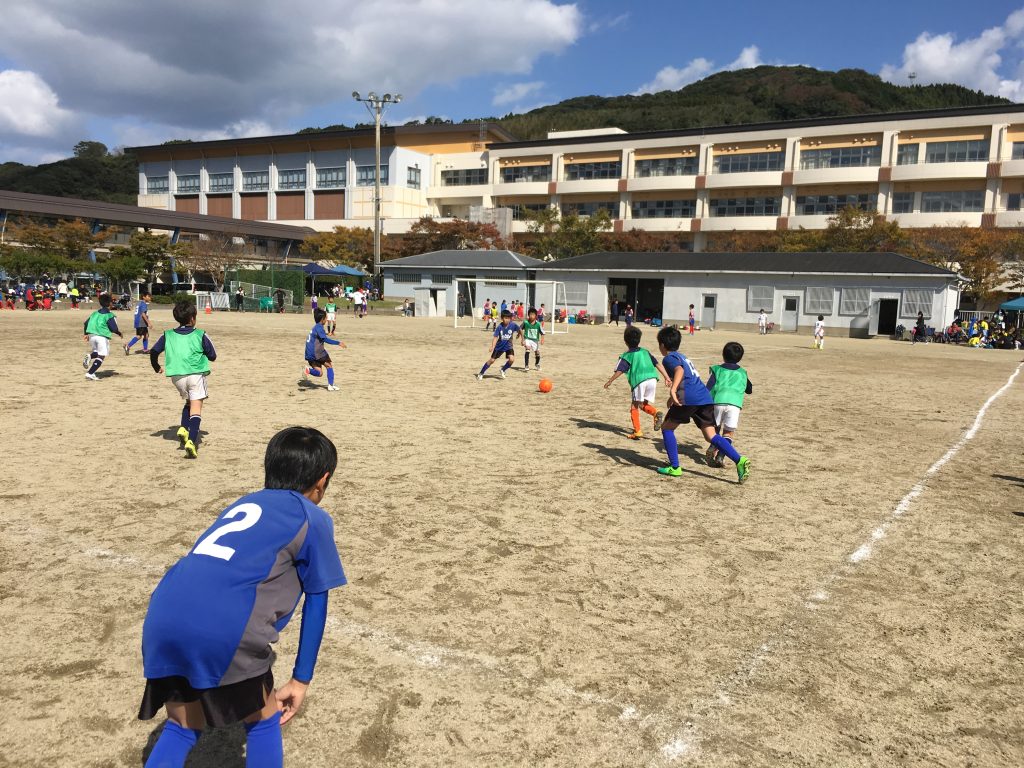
[798,145,881,169]
[631,199,696,218]
[925,140,988,163]
[356,165,388,186]
[278,169,306,190]
[840,287,871,315]
[441,168,487,186]
[431,273,453,284]
[795,193,874,215]
[176,175,200,194]
[209,172,234,192]
[485,274,519,287]
[712,151,783,174]
[561,201,618,218]
[316,167,345,188]
[564,161,621,180]
[242,171,269,192]
[902,289,933,319]
[746,285,774,313]
[500,164,551,183]
[146,176,169,194]
[634,157,697,177]
[1008,192,1022,211]
[804,287,834,316]
[509,203,551,220]
[709,196,780,216]
[407,167,422,189]
[920,190,984,213]
[392,272,421,284]
[896,144,919,165]
[1013,142,1024,160]
[892,192,914,213]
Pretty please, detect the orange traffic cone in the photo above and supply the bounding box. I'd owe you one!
[205,305,212,314]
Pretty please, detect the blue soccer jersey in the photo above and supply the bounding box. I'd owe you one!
[142,489,346,688]
[134,300,148,328]
[304,323,339,361]
[493,322,520,351]
[663,350,713,406]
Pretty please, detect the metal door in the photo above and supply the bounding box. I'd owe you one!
[701,294,717,329]
[868,299,880,336]
[782,295,799,332]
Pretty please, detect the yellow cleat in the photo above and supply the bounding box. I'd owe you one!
[183,439,198,459]
[176,426,189,443]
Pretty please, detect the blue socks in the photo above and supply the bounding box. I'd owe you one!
[188,415,201,444]
[127,337,138,349]
[143,339,149,351]
[244,712,283,768]
[144,720,199,768]
[479,363,490,375]
[501,361,512,372]
[307,367,322,377]
[180,403,190,428]
[88,355,103,374]
[326,367,335,386]
[662,429,679,468]
[711,434,741,464]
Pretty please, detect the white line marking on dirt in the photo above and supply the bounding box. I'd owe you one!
[652,361,1023,765]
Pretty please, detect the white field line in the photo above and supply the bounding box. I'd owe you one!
[652,361,1023,766]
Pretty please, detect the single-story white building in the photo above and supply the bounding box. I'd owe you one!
[382,249,545,317]
[534,251,961,337]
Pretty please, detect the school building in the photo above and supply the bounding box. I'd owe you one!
[131,103,1024,252]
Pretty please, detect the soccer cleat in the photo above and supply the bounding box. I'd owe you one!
[626,430,643,440]
[301,367,309,381]
[183,439,198,459]
[85,372,99,381]
[535,364,541,371]
[705,444,720,467]
[327,385,339,391]
[176,426,189,443]
[657,465,683,477]
[736,456,750,484]
[123,344,130,356]
[500,370,507,379]
[475,373,484,381]
[82,353,90,369]
[653,410,664,430]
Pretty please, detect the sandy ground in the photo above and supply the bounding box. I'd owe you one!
[0,306,1021,768]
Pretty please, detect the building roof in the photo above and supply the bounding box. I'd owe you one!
[382,249,544,270]
[489,103,1024,150]
[535,251,958,277]
[0,190,314,241]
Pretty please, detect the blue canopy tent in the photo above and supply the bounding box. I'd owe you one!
[301,262,341,299]
[999,296,1024,311]
[331,264,367,276]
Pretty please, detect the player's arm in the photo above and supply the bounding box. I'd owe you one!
[705,370,717,390]
[278,590,329,725]
[652,355,670,387]
[107,317,123,338]
[82,317,89,340]
[149,334,166,373]
[604,360,627,389]
[746,377,753,395]
[201,333,217,362]
[669,367,684,405]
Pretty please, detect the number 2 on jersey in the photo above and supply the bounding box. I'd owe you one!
[193,503,262,561]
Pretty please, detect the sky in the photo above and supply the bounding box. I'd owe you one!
[2,1,1024,165]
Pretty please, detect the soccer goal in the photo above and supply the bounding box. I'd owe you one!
[453,278,570,334]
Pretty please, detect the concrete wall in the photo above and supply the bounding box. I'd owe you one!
[383,269,535,315]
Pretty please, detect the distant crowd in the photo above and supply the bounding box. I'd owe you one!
[921,310,1022,349]
[2,277,106,311]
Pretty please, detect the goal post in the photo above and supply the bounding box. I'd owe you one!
[453,277,569,334]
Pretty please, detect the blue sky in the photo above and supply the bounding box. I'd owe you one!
[1,1,1023,163]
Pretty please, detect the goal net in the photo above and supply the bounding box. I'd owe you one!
[453,278,569,334]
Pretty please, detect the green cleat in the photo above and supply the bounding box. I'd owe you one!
[183,439,198,459]
[176,426,189,443]
[657,465,683,477]
[736,456,750,484]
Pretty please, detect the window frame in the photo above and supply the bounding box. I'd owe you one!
[315,166,346,189]
[355,164,389,186]
[146,176,169,194]
[711,151,784,174]
[634,156,698,177]
[175,175,200,194]
[277,168,306,190]
[746,285,774,313]
[241,170,270,192]
[407,166,422,190]
[804,286,834,316]
[839,287,871,316]
[208,172,234,192]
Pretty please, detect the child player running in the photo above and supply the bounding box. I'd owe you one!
[655,326,750,482]
[705,341,753,468]
[303,309,346,391]
[149,299,217,459]
[82,293,124,380]
[477,309,520,380]
[137,426,347,768]
[325,298,338,336]
[521,307,545,371]
[813,314,826,349]
[124,291,152,355]
[603,326,668,440]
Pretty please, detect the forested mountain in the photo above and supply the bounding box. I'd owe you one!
[0,67,1011,202]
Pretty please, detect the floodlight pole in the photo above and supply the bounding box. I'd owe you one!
[353,90,402,283]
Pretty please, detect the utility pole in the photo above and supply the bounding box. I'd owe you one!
[352,91,401,282]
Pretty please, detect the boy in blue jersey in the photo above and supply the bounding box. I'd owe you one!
[150,300,217,459]
[138,426,347,768]
[477,310,521,380]
[82,293,123,380]
[603,325,668,439]
[303,308,346,391]
[124,291,152,354]
[655,326,750,483]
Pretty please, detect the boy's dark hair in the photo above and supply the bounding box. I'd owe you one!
[817,314,824,321]
[624,325,643,348]
[722,341,744,364]
[313,308,326,323]
[142,292,152,299]
[173,300,197,325]
[501,310,512,319]
[99,293,111,308]
[656,325,681,351]
[265,426,338,492]
[527,307,537,316]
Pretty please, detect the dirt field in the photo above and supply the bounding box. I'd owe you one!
[0,305,1021,768]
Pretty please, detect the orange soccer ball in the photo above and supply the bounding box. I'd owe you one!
[538,378,553,393]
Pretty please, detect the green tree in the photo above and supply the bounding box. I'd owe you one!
[73,140,109,159]
[404,217,505,253]
[114,230,188,293]
[176,235,248,291]
[299,226,374,270]
[96,252,146,288]
[818,207,907,252]
[521,208,612,259]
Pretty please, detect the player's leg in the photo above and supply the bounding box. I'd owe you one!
[477,354,498,379]
[324,361,337,391]
[699,418,748,482]
[628,398,643,438]
[657,418,682,475]
[242,692,285,768]
[145,701,205,768]
[125,332,138,353]
[86,337,108,378]
[500,350,514,377]
[142,327,149,352]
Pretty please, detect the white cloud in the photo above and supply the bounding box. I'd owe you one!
[0,69,76,138]
[0,0,583,162]
[588,12,629,33]
[493,81,545,106]
[633,45,763,95]
[880,8,1024,101]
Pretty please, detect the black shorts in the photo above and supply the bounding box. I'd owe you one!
[306,355,331,367]
[136,326,149,337]
[666,403,716,429]
[490,347,513,359]
[138,669,273,728]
